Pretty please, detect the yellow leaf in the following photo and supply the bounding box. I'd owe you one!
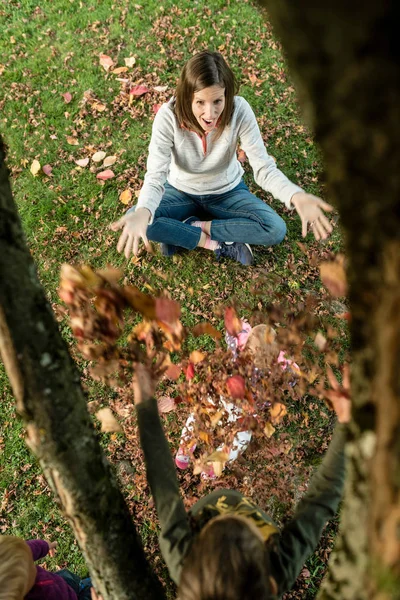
[103,155,117,167]
[199,431,209,443]
[270,402,287,425]
[92,151,106,163]
[124,56,136,68]
[189,350,206,364]
[30,159,41,176]
[119,189,132,204]
[210,410,224,428]
[263,422,276,438]
[113,66,128,74]
[95,408,122,433]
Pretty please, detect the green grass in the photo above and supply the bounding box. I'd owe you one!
[0,0,347,597]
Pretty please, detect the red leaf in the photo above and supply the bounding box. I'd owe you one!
[99,54,114,71]
[130,85,150,97]
[237,149,247,164]
[96,169,115,181]
[153,103,162,114]
[42,164,53,176]
[224,306,242,336]
[185,363,195,381]
[226,375,246,399]
[165,364,182,380]
[155,297,181,323]
[157,396,176,413]
[63,92,72,103]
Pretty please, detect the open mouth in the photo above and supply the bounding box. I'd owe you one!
[202,118,214,127]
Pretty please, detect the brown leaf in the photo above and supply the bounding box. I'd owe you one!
[164,364,182,380]
[226,375,246,399]
[99,53,114,71]
[103,155,117,167]
[270,402,287,425]
[155,297,181,323]
[63,92,72,103]
[157,396,176,413]
[314,332,327,351]
[119,189,132,204]
[192,322,222,339]
[66,136,79,146]
[224,306,242,336]
[237,149,247,164]
[123,287,156,319]
[319,258,347,298]
[96,408,122,433]
[96,169,115,181]
[113,66,128,74]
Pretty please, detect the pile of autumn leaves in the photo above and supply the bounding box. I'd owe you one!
[59,255,348,475]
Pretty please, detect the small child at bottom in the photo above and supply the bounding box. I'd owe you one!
[175,321,298,478]
[0,535,92,600]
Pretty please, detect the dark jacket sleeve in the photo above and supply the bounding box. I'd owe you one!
[136,398,193,585]
[26,539,49,561]
[271,424,347,596]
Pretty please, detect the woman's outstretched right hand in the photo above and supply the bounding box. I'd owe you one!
[110,207,152,258]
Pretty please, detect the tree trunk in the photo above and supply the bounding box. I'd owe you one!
[0,139,165,600]
[257,1,400,598]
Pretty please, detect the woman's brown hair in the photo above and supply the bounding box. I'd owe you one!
[178,516,275,600]
[174,51,238,140]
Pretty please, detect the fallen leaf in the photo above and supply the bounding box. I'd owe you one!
[124,56,136,68]
[30,159,41,176]
[75,157,89,167]
[130,85,150,97]
[42,164,52,176]
[154,85,168,92]
[96,408,122,433]
[249,73,258,84]
[263,422,276,438]
[210,410,224,428]
[92,102,107,112]
[185,363,195,381]
[224,306,242,336]
[119,189,132,204]
[226,375,246,399]
[270,402,287,425]
[320,258,347,298]
[66,136,79,146]
[157,396,176,413]
[314,332,327,351]
[189,350,206,364]
[63,92,72,103]
[164,364,182,380]
[103,155,117,167]
[92,151,106,163]
[99,53,114,71]
[192,322,222,339]
[153,103,162,115]
[113,66,128,74]
[237,149,247,164]
[155,297,181,323]
[96,169,115,181]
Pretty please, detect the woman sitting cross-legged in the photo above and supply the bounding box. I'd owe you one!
[111,51,333,266]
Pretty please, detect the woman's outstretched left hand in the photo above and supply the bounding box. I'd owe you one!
[291,192,334,241]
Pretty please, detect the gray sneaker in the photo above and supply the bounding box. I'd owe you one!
[215,242,254,266]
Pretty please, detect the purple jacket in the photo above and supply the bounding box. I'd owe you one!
[25,540,77,600]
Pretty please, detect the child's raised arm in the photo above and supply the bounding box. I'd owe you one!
[133,364,193,585]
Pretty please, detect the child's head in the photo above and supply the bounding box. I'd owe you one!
[178,515,277,600]
[175,51,238,139]
[245,324,279,370]
[0,536,36,600]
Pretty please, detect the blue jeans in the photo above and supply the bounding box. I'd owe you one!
[57,570,92,599]
[146,181,287,250]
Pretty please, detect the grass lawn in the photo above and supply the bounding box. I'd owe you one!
[0,0,347,597]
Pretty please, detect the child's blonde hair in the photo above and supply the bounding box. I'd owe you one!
[0,536,34,600]
[246,324,279,370]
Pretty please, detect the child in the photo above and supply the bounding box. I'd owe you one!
[175,322,297,478]
[0,536,92,600]
[132,362,349,599]
[111,51,333,265]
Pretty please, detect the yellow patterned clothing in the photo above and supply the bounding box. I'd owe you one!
[190,489,279,543]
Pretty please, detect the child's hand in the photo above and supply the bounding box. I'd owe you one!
[45,540,58,557]
[90,588,104,600]
[132,363,156,404]
[291,192,334,241]
[325,364,351,424]
[111,208,152,258]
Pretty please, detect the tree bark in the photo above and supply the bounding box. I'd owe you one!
[0,139,165,600]
[257,1,400,598]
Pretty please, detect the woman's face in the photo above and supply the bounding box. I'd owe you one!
[191,85,225,132]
